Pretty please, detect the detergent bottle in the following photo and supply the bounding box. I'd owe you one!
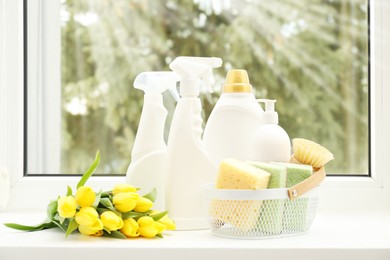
[203,69,264,165]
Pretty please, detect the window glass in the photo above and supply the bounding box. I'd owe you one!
[27,0,369,175]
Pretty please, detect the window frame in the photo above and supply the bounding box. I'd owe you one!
[1,0,389,211]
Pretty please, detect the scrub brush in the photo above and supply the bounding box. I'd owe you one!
[290,138,334,170]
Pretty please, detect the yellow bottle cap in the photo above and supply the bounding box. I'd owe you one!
[222,69,252,93]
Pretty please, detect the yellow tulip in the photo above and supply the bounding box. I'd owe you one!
[120,218,139,238]
[75,207,99,226]
[113,192,139,212]
[100,211,124,231]
[75,186,96,207]
[57,196,77,218]
[112,184,137,195]
[78,219,104,236]
[133,197,153,213]
[154,221,166,234]
[150,210,176,230]
[137,216,160,238]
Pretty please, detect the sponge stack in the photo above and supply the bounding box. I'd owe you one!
[212,159,271,231]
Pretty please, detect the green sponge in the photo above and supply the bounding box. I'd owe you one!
[279,163,313,187]
[247,161,287,234]
[273,162,313,232]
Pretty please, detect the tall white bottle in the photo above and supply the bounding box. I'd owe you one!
[250,99,291,162]
[166,56,222,230]
[126,71,180,210]
[203,69,264,166]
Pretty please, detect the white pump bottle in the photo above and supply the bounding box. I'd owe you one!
[250,99,291,162]
[166,56,222,230]
[203,69,264,166]
[126,71,180,210]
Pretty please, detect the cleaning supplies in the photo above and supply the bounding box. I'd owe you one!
[250,99,291,162]
[213,158,271,231]
[0,167,10,209]
[165,56,222,230]
[126,71,180,210]
[203,69,264,165]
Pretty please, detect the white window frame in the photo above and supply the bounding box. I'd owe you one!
[0,0,389,211]
[26,0,61,174]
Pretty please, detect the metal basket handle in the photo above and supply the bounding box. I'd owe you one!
[287,166,326,200]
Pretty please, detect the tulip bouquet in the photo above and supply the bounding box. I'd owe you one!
[4,151,176,239]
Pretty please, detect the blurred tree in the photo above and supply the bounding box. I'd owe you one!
[60,0,368,174]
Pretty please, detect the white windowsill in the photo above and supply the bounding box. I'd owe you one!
[1,209,390,260]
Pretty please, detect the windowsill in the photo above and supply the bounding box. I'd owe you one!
[1,209,390,260]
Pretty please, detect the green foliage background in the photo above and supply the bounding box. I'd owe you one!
[60,0,369,174]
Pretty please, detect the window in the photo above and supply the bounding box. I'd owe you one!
[25,0,370,176]
[0,0,388,213]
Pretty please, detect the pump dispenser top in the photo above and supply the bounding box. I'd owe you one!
[166,56,222,230]
[126,71,180,210]
[257,99,278,124]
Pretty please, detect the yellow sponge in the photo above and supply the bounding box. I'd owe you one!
[211,158,271,231]
[216,158,271,189]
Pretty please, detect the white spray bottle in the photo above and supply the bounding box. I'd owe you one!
[126,71,180,210]
[166,56,222,230]
[250,99,291,162]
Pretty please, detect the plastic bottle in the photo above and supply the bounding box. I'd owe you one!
[250,99,291,162]
[203,69,264,166]
[165,56,222,230]
[126,71,180,210]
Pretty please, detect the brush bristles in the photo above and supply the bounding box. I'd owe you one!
[292,138,334,169]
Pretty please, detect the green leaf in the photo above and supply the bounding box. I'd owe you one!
[59,215,66,225]
[99,198,120,216]
[47,200,58,220]
[66,186,73,196]
[51,217,67,232]
[103,230,126,239]
[121,211,145,220]
[143,188,157,203]
[65,218,79,237]
[156,233,163,238]
[77,150,100,189]
[92,190,102,208]
[4,221,56,232]
[96,208,110,215]
[149,211,168,222]
[100,191,111,198]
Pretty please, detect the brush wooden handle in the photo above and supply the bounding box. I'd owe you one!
[287,166,325,200]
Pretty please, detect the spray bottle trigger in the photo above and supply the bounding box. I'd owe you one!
[168,85,180,102]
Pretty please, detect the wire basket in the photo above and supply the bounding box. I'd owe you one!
[202,167,325,239]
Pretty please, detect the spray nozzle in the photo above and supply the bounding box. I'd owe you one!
[134,71,180,101]
[257,99,278,124]
[169,56,223,97]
